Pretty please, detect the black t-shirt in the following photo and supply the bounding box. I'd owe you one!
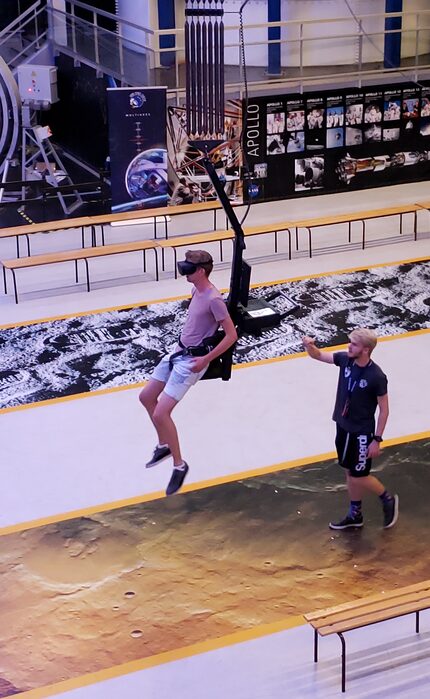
[332,352,388,433]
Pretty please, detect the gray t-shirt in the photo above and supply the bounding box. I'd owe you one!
[180,285,228,347]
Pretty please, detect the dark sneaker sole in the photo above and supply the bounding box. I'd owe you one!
[383,494,399,529]
[329,521,364,530]
[146,452,171,468]
[166,464,189,495]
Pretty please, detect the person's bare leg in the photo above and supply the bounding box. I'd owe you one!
[152,392,182,466]
[347,473,385,498]
[139,379,166,440]
[359,474,386,496]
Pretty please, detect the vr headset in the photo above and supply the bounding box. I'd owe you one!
[177,260,198,276]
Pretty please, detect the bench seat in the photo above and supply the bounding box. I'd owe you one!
[2,239,159,303]
[304,579,430,692]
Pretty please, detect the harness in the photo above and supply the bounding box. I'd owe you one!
[168,332,225,370]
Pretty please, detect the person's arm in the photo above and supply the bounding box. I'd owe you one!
[367,393,389,458]
[302,336,335,364]
[191,314,238,373]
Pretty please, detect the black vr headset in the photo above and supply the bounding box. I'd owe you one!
[177,260,199,276]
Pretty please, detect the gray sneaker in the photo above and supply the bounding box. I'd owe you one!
[383,494,399,529]
[146,445,171,468]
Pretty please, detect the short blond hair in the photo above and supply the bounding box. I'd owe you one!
[348,328,378,353]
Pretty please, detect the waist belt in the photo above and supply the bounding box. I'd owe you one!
[168,339,210,370]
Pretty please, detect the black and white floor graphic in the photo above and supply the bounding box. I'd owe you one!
[0,260,429,410]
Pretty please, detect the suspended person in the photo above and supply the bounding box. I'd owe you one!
[139,250,237,496]
[302,329,398,530]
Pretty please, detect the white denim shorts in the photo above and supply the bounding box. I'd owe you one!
[151,352,208,401]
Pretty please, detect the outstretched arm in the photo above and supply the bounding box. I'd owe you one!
[302,336,335,364]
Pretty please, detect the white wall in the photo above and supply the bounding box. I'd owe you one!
[221,0,430,68]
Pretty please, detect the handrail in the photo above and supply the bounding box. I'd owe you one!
[48,7,155,55]
[61,0,153,36]
[0,0,42,40]
[7,30,48,65]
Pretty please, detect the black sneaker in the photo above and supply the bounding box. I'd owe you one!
[166,463,189,496]
[146,445,171,468]
[383,494,399,529]
[329,514,364,530]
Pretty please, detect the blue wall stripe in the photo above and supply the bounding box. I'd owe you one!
[268,0,281,75]
[384,0,402,69]
[157,0,176,67]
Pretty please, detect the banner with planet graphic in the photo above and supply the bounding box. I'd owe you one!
[107,86,168,213]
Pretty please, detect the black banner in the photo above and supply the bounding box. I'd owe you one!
[243,81,430,203]
[107,86,168,212]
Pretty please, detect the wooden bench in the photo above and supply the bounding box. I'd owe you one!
[89,199,228,241]
[304,579,430,692]
[289,204,421,257]
[157,220,294,277]
[157,229,235,277]
[0,216,97,257]
[0,201,229,260]
[2,239,159,303]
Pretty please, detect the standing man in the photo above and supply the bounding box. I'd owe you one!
[139,250,237,496]
[302,329,399,530]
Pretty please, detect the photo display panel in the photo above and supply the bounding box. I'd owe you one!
[242,82,430,204]
[326,93,345,148]
[420,83,430,137]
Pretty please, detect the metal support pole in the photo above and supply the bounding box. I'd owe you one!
[201,154,246,319]
[338,632,347,693]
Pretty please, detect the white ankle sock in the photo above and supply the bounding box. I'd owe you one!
[174,462,186,470]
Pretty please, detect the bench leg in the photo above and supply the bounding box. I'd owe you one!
[348,221,351,244]
[3,266,7,294]
[306,227,312,258]
[25,234,31,256]
[164,215,168,240]
[143,250,147,273]
[287,228,292,260]
[91,225,96,247]
[81,226,85,248]
[75,259,79,283]
[414,210,417,241]
[361,220,366,249]
[153,248,159,281]
[274,230,278,254]
[338,632,346,693]
[219,240,223,262]
[295,227,299,251]
[174,248,178,279]
[16,236,20,259]
[400,213,403,236]
[314,629,318,663]
[101,224,105,246]
[213,209,216,230]
[162,247,165,272]
[416,610,420,633]
[11,268,19,304]
[84,258,90,292]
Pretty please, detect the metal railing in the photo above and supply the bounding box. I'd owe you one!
[2,2,430,96]
[0,0,48,70]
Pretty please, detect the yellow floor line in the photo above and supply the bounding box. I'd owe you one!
[1,327,429,417]
[15,614,305,699]
[1,429,428,538]
[0,254,428,331]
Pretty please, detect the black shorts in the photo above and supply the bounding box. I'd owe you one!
[335,425,373,477]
